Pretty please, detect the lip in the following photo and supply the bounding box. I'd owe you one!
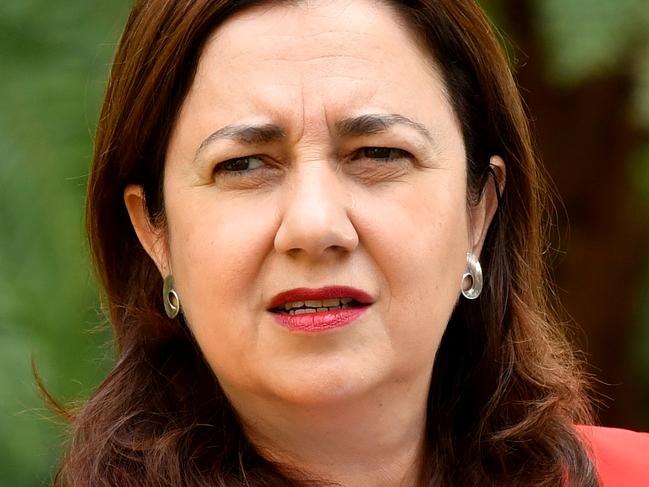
[268,286,374,310]
[268,286,374,333]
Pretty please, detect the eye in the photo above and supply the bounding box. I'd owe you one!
[356,147,412,161]
[216,156,265,173]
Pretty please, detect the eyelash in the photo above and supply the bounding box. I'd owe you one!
[352,147,412,162]
[215,156,266,174]
[213,147,413,175]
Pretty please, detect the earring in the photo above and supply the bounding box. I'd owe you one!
[461,252,483,300]
[163,275,181,318]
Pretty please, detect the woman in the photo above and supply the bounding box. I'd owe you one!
[56,0,648,485]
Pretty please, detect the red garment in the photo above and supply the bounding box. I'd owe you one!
[577,425,649,486]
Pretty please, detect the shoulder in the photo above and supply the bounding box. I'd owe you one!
[576,425,649,487]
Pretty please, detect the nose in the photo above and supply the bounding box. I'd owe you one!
[274,162,359,259]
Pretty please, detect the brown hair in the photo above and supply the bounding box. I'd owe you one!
[56,0,599,485]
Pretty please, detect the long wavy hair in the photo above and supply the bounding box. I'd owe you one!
[54,0,599,485]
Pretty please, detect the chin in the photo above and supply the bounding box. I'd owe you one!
[258,353,392,409]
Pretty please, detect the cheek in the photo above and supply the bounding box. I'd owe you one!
[359,178,469,296]
[165,190,279,348]
[355,176,469,355]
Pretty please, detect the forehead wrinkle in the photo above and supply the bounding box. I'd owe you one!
[297,69,307,143]
[251,53,368,65]
[252,27,371,41]
[217,32,376,69]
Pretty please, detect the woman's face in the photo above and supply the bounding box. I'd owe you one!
[128,0,497,408]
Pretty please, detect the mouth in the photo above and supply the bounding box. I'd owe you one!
[270,297,365,315]
[267,286,374,332]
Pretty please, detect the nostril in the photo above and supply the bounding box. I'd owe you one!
[273,228,358,258]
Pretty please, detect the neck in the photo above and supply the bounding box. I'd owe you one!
[226,379,430,487]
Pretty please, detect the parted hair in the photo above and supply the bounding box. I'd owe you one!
[55,0,599,485]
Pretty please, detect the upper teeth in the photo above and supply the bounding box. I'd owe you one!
[281,298,353,311]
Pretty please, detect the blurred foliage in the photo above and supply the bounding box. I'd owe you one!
[535,0,649,125]
[0,0,647,485]
[0,1,129,484]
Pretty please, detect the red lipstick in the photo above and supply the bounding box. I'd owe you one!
[268,286,373,332]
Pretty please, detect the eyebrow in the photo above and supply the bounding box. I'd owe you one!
[194,113,434,161]
[195,123,286,159]
[335,113,434,143]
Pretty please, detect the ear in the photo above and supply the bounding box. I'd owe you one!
[469,155,506,256]
[123,184,170,276]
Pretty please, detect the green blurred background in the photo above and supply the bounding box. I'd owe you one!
[1,0,648,485]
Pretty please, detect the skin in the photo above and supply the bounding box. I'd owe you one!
[125,1,504,485]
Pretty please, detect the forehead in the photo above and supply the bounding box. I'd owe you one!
[209,0,427,64]
[170,0,461,156]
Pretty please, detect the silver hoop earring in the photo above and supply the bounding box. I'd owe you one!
[461,252,483,300]
[163,275,181,318]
